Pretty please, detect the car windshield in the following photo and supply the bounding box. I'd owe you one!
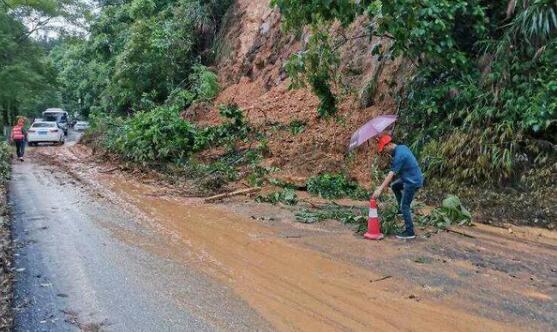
[32,123,56,128]
[43,113,67,122]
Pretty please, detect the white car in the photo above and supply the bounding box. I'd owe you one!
[27,121,65,146]
[74,121,90,131]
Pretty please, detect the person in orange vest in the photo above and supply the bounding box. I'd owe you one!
[10,117,27,162]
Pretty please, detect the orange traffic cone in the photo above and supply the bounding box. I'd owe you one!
[364,198,384,240]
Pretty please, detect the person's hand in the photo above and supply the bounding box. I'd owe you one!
[372,188,382,199]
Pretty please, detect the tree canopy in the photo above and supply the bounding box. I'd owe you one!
[0,0,89,125]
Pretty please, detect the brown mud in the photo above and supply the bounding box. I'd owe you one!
[28,143,557,331]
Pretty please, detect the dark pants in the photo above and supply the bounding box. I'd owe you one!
[15,140,25,158]
[391,179,418,234]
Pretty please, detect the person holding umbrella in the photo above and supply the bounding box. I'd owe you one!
[371,134,423,239]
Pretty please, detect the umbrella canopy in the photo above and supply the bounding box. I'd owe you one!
[348,115,397,151]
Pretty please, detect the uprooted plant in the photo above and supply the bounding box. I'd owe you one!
[417,195,472,229]
[256,188,298,206]
[294,193,473,236]
[306,173,369,200]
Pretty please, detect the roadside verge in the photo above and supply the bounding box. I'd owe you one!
[0,142,12,331]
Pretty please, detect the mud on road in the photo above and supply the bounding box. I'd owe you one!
[10,137,557,331]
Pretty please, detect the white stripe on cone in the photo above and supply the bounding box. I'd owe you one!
[369,209,378,218]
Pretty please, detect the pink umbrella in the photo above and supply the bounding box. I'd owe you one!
[348,115,397,151]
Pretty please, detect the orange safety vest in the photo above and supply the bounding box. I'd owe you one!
[11,125,24,140]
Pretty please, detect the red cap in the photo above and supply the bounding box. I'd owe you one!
[377,134,392,153]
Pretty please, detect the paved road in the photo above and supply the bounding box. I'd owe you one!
[10,132,269,331]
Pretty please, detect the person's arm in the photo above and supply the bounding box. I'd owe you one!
[372,171,395,199]
[372,147,402,199]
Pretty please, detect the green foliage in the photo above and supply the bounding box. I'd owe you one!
[417,195,472,229]
[268,177,298,189]
[246,166,268,187]
[0,10,61,125]
[51,0,232,116]
[292,202,404,235]
[306,173,369,200]
[0,142,11,184]
[275,0,557,186]
[285,26,339,117]
[196,103,250,150]
[288,119,306,135]
[295,204,367,225]
[256,188,298,205]
[421,126,518,184]
[112,106,197,165]
[189,65,219,102]
[374,196,404,235]
[271,0,361,32]
[92,103,250,165]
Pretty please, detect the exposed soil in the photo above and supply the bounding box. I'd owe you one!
[27,141,557,331]
[199,0,406,187]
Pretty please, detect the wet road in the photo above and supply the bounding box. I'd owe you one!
[10,133,269,331]
[8,132,555,331]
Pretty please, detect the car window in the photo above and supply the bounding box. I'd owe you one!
[43,114,59,122]
[32,123,56,128]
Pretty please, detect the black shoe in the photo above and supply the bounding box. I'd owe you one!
[396,230,416,239]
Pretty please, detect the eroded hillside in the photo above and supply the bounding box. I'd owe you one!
[196,0,408,185]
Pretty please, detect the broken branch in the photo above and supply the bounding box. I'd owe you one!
[204,187,261,203]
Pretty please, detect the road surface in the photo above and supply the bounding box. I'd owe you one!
[8,131,557,331]
[10,132,269,331]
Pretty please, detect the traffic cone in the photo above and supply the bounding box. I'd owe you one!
[364,198,384,240]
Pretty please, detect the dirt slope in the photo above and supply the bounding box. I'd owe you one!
[197,0,407,185]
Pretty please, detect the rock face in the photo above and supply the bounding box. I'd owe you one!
[204,0,407,184]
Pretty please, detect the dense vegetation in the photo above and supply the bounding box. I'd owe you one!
[274,0,556,187]
[51,0,230,117]
[0,0,75,125]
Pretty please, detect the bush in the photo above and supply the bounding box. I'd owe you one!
[195,103,250,150]
[306,173,368,200]
[90,102,251,167]
[0,142,11,184]
[113,106,197,165]
[190,64,219,102]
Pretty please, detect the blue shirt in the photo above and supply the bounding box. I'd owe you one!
[391,145,423,187]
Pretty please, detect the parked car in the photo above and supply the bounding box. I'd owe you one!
[74,121,90,131]
[27,121,65,146]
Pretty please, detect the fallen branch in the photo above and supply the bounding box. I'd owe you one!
[98,167,120,174]
[204,187,261,203]
[446,227,476,239]
[370,275,392,283]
